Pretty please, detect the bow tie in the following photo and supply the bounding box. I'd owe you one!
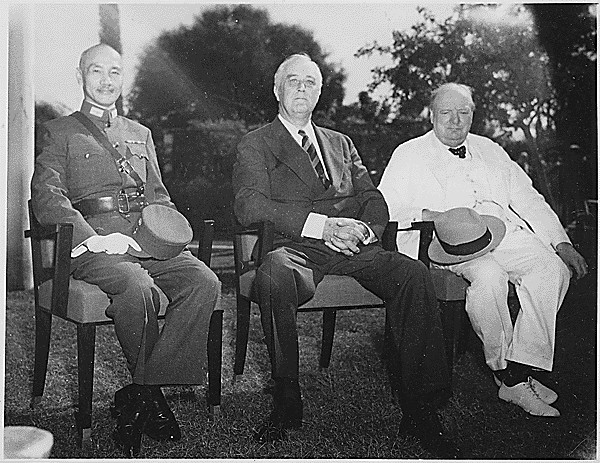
[449,146,466,158]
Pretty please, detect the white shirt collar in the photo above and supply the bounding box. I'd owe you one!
[278,114,316,144]
[432,132,471,159]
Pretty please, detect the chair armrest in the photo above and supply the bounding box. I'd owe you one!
[196,219,215,266]
[381,221,398,252]
[257,222,275,266]
[384,220,435,267]
[27,200,73,318]
[409,221,434,266]
[52,223,74,317]
[234,221,275,268]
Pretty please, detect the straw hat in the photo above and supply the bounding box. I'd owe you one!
[428,207,506,265]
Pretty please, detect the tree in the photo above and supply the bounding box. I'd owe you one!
[357,5,561,207]
[529,4,597,210]
[530,4,596,151]
[99,4,124,114]
[35,102,63,157]
[127,5,346,126]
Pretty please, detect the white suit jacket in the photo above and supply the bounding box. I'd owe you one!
[378,130,570,259]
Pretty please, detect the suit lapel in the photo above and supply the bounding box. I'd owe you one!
[265,118,323,190]
[314,124,342,190]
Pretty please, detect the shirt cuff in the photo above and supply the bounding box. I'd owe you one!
[71,238,90,258]
[358,221,378,244]
[301,213,329,239]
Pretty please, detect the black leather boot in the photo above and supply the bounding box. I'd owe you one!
[400,403,462,459]
[111,384,181,442]
[254,377,303,443]
[144,386,181,442]
[112,384,151,457]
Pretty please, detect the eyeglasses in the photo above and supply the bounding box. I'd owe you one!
[285,77,318,89]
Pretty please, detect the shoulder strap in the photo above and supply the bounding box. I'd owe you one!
[71,111,145,193]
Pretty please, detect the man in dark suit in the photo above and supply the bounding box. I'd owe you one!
[232,53,460,458]
[31,43,221,456]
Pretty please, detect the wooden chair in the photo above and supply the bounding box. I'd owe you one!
[400,221,471,371]
[232,220,502,380]
[401,221,519,372]
[25,201,223,446]
[233,221,394,376]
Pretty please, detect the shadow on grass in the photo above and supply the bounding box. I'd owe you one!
[4,269,597,459]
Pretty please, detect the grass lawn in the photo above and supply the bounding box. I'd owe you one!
[4,267,597,460]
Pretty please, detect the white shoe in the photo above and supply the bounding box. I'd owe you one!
[494,374,558,405]
[498,377,560,417]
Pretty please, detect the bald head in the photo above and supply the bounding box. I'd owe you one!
[431,83,475,112]
[79,43,121,73]
[77,43,123,108]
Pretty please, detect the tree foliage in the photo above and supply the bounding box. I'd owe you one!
[127,5,346,126]
[357,5,566,206]
[530,4,596,146]
[35,102,63,157]
[359,5,554,134]
[529,4,597,205]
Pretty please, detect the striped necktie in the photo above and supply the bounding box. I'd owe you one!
[298,129,331,189]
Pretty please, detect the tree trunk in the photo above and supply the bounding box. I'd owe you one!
[99,4,123,115]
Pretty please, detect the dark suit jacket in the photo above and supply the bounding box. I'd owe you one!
[233,117,389,258]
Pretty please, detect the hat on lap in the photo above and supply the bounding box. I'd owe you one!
[427,207,506,265]
[128,204,193,260]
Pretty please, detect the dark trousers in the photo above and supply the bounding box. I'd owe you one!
[255,243,450,406]
[72,250,221,385]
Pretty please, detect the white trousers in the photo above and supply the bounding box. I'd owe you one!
[445,227,571,372]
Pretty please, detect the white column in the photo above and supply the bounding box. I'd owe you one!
[7,4,34,290]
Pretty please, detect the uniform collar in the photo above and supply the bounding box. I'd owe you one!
[80,100,118,125]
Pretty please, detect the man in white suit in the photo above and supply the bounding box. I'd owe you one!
[378,83,588,417]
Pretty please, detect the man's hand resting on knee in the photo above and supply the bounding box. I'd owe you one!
[556,242,588,280]
[322,218,370,256]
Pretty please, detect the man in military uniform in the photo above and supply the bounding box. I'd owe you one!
[31,43,221,456]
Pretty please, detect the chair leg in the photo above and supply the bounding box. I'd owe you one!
[455,302,471,357]
[31,307,52,408]
[75,323,96,448]
[319,310,337,369]
[207,310,223,419]
[233,297,251,376]
[440,300,466,378]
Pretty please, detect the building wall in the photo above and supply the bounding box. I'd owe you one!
[7,4,34,290]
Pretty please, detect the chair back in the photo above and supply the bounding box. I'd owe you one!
[26,201,73,319]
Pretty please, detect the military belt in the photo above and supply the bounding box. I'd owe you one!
[74,193,148,217]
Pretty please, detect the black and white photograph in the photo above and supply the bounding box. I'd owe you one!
[3,2,597,460]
